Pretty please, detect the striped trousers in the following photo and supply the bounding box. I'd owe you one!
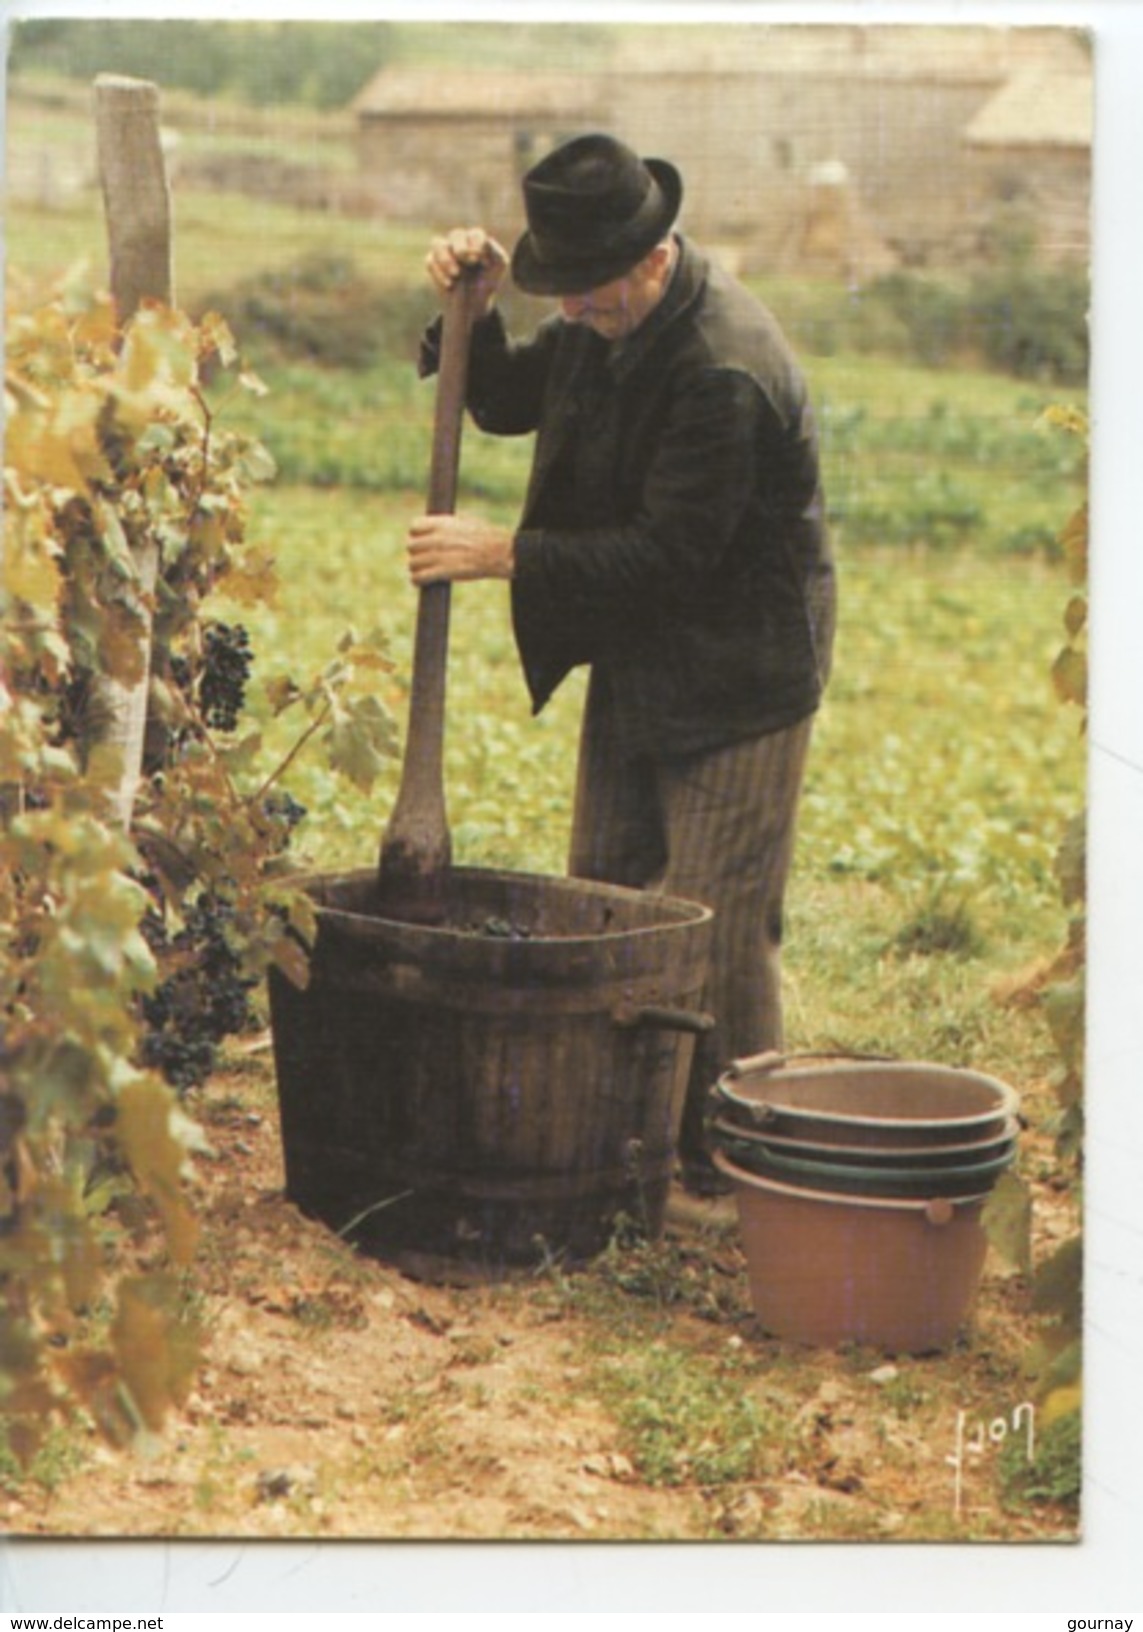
[568,671,814,1163]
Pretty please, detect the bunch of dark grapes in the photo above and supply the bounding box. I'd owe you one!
[261,789,308,854]
[140,893,258,1093]
[198,623,252,733]
[262,789,307,830]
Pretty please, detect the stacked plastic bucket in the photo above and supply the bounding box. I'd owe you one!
[708,1053,1020,1354]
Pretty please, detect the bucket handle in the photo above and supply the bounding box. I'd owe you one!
[723,1047,894,1079]
[716,1049,896,1129]
[612,1001,716,1036]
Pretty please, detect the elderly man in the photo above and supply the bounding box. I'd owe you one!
[408,132,835,1195]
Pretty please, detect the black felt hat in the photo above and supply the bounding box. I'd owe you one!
[511,133,683,296]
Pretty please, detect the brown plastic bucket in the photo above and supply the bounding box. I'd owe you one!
[268,866,712,1279]
[713,1055,1019,1149]
[709,1113,1020,1170]
[715,1150,991,1353]
[710,1133,1015,1199]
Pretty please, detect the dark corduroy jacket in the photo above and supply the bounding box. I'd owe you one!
[424,235,835,760]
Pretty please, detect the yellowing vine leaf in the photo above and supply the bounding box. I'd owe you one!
[1040,404,1087,439]
[1058,503,1088,583]
[264,674,303,716]
[57,389,115,486]
[0,1332,63,1464]
[111,1274,201,1434]
[53,1177,105,1311]
[269,931,311,991]
[1,279,308,1465]
[114,1078,200,1265]
[284,887,319,946]
[96,599,151,687]
[1063,594,1087,639]
[1050,646,1087,710]
[1041,1384,1082,1427]
[83,739,131,794]
[5,406,90,492]
[119,304,197,395]
[3,513,62,607]
[189,509,227,563]
[54,1347,133,1447]
[220,546,279,605]
[196,309,238,370]
[70,293,118,353]
[1054,812,1085,907]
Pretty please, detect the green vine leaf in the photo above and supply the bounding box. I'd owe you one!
[325,692,399,792]
[1054,812,1086,906]
[1042,974,1084,1077]
[981,1169,1033,1274]
[1032,1236,1083,1328]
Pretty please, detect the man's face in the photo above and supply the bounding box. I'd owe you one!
[557,251,666,341]
[558,273,643,341]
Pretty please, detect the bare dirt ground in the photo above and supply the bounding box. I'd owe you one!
[1,1043,1079,1545]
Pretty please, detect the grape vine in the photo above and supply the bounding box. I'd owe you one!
[982,407,1086,1498]
[1027,407,1086,1442]
[2,272,398,1464]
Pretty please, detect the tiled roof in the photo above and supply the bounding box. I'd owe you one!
[607,22,1091,82]
[964,70,1093,149]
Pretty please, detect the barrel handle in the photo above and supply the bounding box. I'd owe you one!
[612,1001,716,1036]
